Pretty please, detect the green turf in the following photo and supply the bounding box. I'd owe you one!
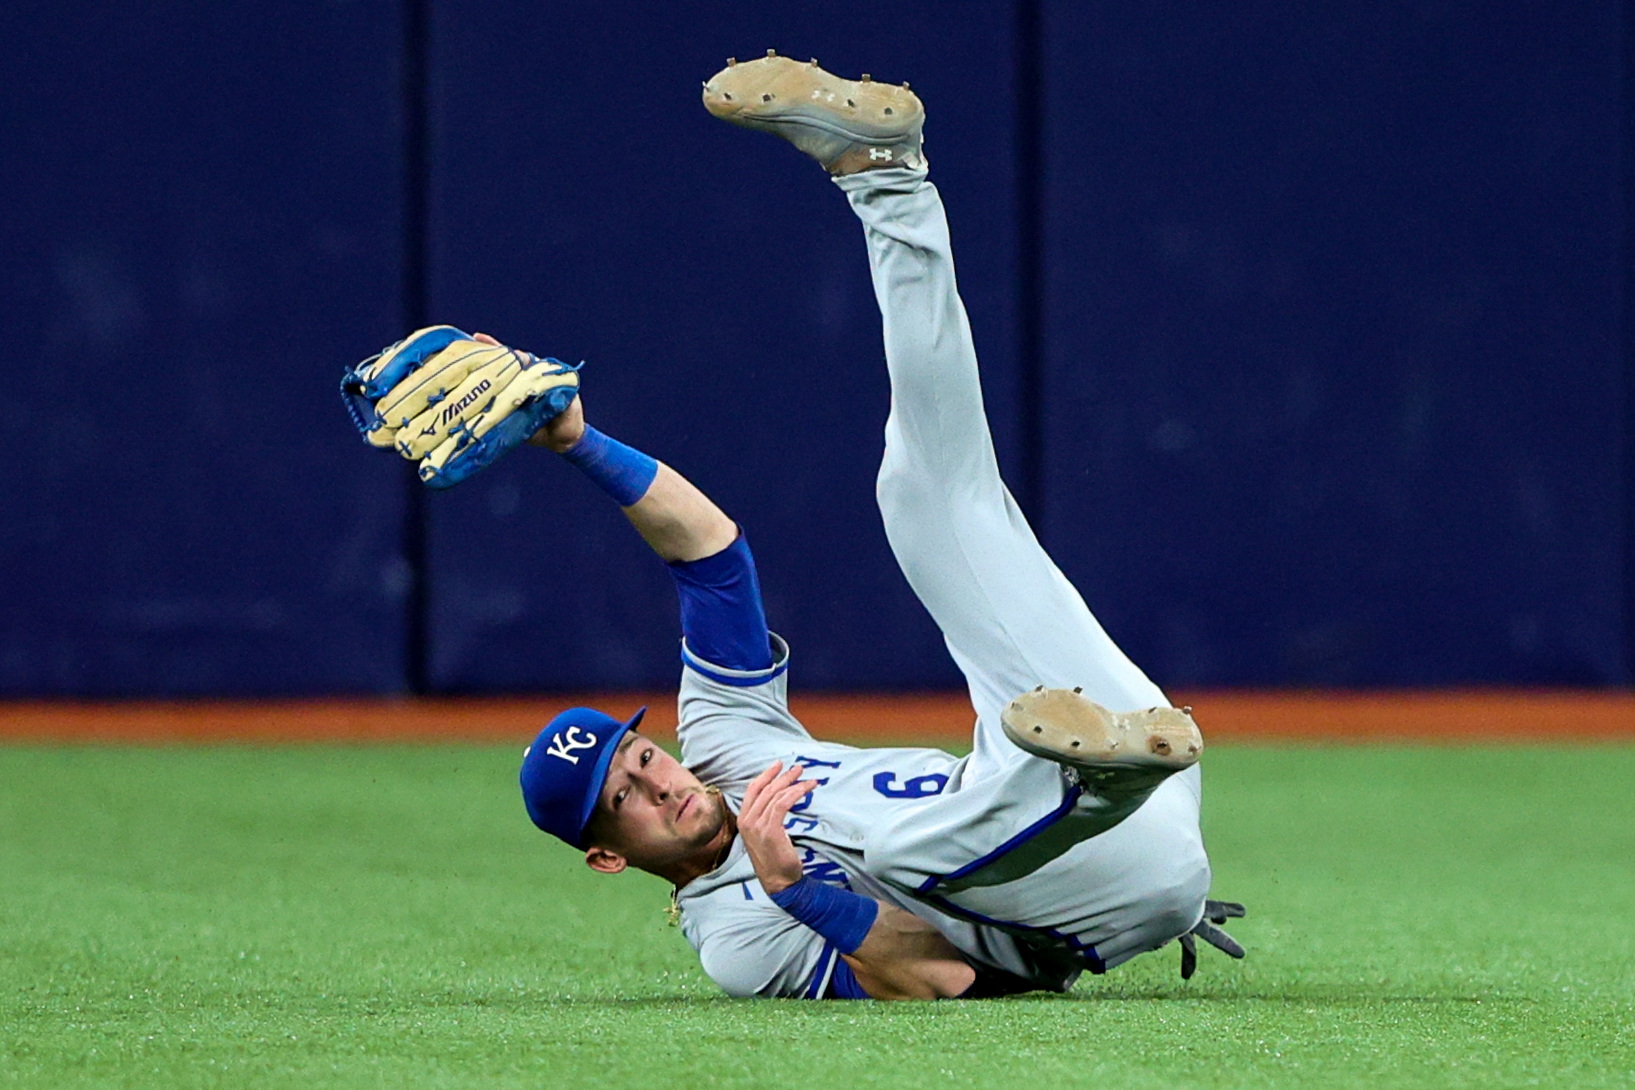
[1,743,1631,1089]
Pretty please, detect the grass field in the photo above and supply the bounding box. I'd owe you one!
[2,743,1631,1089]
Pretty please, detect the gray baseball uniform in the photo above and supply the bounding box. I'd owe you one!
[674,168,1210,999]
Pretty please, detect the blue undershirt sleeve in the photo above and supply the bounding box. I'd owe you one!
[668,530,773,672]
[825,957,872,999]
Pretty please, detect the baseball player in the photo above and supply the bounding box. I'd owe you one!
[344,53,1244,999]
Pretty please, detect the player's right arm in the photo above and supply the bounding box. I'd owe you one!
[737,762,977,1000]
[839,901,979,1001]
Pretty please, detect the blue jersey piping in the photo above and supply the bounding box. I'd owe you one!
[915,784,1086,893]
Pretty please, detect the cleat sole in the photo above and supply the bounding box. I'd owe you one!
[1001,689,1203,778]
[702,54,925,173]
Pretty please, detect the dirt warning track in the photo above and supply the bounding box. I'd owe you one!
[2,690,1633,744]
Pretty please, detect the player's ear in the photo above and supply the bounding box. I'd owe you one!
[584,846,627,875]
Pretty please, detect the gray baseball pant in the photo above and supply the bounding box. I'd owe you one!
[834,167,1210,970]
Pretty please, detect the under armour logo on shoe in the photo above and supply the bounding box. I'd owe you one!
[869,148,892,161]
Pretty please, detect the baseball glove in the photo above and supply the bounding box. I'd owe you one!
[341,325,580,489]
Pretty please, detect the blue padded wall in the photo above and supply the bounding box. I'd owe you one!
[424,2,1019,690]
[0,1,409,694]
[1037,3,1626,686]
[1,2,1627,696]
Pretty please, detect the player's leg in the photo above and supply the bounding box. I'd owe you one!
[831,166,1211,915]
[917,772,1209,973]
[704,57,1184,830]
[836,167,1169,765]
[703,59,1209,962]
[701,60,1160,747]
[825,151,1223,968]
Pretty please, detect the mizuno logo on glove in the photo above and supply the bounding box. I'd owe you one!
[441,378,494,426]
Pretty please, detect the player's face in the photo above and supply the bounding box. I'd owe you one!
[587,732,724,870]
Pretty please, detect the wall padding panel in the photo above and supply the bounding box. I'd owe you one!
[426,2,1019,691]
[1039,2,1625,686]
[0,1,409,694]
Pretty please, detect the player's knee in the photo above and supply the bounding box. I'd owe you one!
[875,460,931,516]
[874,465,981,567]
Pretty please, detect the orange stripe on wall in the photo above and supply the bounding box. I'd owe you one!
[1,690,1633,744]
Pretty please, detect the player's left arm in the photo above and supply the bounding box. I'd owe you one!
[738,763,977,1000]
[347,327,774,675]
[474,334,773,675]
[466,333,736,564]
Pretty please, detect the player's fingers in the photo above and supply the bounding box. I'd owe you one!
[473,332,501,346]
[765,780,818,817]
[740,762,785,816]
[743,764,804,817]
[762,766,806,804]
[744,762,784,799]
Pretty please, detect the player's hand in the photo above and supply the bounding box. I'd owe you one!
[737,761,816,895]
[467,333,587,452]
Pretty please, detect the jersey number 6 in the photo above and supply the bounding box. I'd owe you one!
[872,772,949,799]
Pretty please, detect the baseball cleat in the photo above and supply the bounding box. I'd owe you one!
[702,53,926,174]
[1001,688,1203,791]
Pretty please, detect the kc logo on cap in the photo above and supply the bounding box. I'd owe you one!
[545,726,599,764]
[519,706,646,848]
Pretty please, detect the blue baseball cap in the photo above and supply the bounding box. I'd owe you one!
[519,706,647,849]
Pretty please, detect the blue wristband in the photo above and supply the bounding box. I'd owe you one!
[768,876,879,955]
[561,425,659,507]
